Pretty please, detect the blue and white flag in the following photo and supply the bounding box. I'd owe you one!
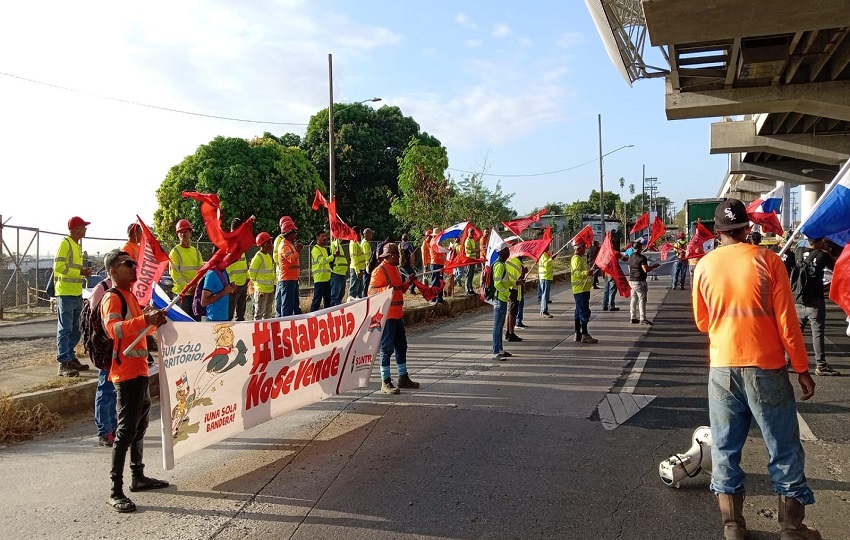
[800,164,850,246]
[485,229,505,266]
[152,283,195,322]
[434,221,470,244]
[746,185,783,214]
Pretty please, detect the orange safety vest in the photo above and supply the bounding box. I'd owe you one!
[278,238,300,281]
[368,261,405,319]
[431,245,447,266]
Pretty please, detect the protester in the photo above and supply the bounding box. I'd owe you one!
[692,199,819,540]
[508,258,528,335]
[571,241,597,344]
[464,229,478,295]
[601,244,626,313]
[399,233,417,293]
[491,243,515,360]
[429,228,446,304]
[54,216,93,377]
[479,227,491,259]
[348,226,366,301]
[367,243,420,394]
[123,223,141,261]
[361,228,374,292]
[587,240,601,289]
[276,216,302,317]
[750,231,763,246]
[538,249,555,318]
[628,241,659,325]
[310,230,333,312]
[248,232,275,320]
[672,232,688,290]
[169,219,204,321]
[225,218,249,321]
[792,236,840,376]
[272,215,291,310]
[101,250,169,513]
[329,235,348,306]
[88,267,116,447]
[201,259,236,322]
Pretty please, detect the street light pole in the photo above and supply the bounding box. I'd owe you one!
[598,114,604,241]
[328,53,336,203]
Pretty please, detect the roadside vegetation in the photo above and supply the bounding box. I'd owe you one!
[0,394,61,445]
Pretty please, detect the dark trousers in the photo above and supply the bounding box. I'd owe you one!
[465,265,477,293]
[179,294,201,321]
[228,283,248,321]
[310,281,331,312]
[111,376,151,491]
[574,290,591,334]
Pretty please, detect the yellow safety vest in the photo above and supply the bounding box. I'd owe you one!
[169,245,204,295]
[226,254,248,286]
[248,251,275,293]
[273,234,285,269]
[361,239,372,270]
[53,237,86,296]
[539,252,554,281]
[349,240,365,271]
[493,258,520,303]
[330,239,348,275]
[311,245,332,283]
[571,254,592,294]
[464,237,477,258]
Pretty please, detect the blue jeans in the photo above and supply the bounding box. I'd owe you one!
[348,269,363,299]
[330,273,346,306]
[56,295,82,363]
[378,318,408,381]
[465,265,477,293]
[573,290,590,325]
[429,264,444,302]
[492,299,507,354]
[603,276,617,309]
[274,281,284,317]
[708,367,814,504]
[538,280,551,314]
[516,295,525,324]
[673,260,688,288]
[278,280,301,317]
[310,281,331,312]
[95,369,116,437]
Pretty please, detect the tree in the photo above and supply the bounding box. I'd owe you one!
[448,173,516,231]
[301,103,441,239]
[390,139,453,236]
[154,136,325,249]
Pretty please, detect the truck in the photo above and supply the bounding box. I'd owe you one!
[684,198,726,234]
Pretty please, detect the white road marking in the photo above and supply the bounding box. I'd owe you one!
[622,351,650,394]
[797,412,817,441]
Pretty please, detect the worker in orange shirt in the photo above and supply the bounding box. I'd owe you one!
[368,243,420,395]
[275,216,302,317]
[429,227,447,304]
[100,250,169,513]
[420,229,432,274]
[123,223,141,261]
[693,200,819,540]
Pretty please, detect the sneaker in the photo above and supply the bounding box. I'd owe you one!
[493,353,508,361]
[67,358,90,371]
[397,373,420,389]
[98,433,115,447]
[815,365,841,376]
[499,350,513,358]
[506,334,523,342]
[581,334,599,344]
[630,319,639,324]
[381,379,400,395]
[640,320,653,326]
[541,313,554,319]
[609,307,620,312]
[57,363,79,377]
[516,322,528,328]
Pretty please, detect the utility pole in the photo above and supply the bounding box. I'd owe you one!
[641,164,646,216]
[328,53,336,202]
[598,114,604,242]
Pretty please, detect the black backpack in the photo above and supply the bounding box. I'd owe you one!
[81,284,128,370]
[480,263,497,302]
[790,249,822,306]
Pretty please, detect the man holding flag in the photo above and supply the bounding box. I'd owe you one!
[571,241,598,344]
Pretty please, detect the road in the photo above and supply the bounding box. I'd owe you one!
[0,318,55,341]
[1,283,848,540]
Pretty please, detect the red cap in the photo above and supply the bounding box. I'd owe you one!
[68,216,90,229]
[678,232,686,239]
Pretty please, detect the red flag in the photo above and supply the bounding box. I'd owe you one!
[412,279,443,302]
[686,222,715,259]
[130,216,170,307]
[648,216,666,247]
[748,211,784,236]
[659,242,673,261]
[442,249,485,272]
[569,225,594,247]
[502,209,547,236]
[829,244,850,318]
[508,238,552,263]
[543,226,552,240]
[595,233,630,297]
[630,213,649,234]
[312,189,329,211]
[328,200,359,241]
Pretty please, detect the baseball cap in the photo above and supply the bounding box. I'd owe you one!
[714,199,750,231]
[68,216,90,229]
[497,242,509,252]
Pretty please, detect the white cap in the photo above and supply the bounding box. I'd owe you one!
[497,242,509,251]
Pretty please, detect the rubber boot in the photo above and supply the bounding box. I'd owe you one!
[397,373,420,389]
[778,496,821,540]
[574,320,582,342]
[716,493,747,540]
[110,444,128,499]
[129,443,169,492]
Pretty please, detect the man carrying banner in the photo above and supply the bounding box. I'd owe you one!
[571,241,598,344]
[101,250,170,513]
[276,216,302,317]
[169,219,204,321]
[310,230,333,312]
[368,243,420,394]
[693,200,819,540]
[248,232,275,319]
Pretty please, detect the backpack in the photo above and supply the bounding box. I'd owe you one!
[480,263,497,302]
[192,268,226,317]
[790,248,822,306]
[81,285,128,370]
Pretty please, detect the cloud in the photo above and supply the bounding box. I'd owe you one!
[556,32,584,48]
[454,13,477,29]
[491,23,511,38]
[517,37,533,48]
[465,39,482,48]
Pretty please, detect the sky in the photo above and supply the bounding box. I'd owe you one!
[0,0,728,256]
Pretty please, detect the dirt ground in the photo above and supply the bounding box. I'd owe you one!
[0,338,56,372]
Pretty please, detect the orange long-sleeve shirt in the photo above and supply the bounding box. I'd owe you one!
[101,288,154,383]
[421,239,431,267]
[368,261,405,319]
[692,243,808,373]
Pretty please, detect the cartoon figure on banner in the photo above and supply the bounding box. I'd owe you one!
[173,323,247,441]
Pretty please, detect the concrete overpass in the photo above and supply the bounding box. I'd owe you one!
[587,0,850,227]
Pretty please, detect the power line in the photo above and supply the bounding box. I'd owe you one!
[0,71,309,126]
[448,145,635,179]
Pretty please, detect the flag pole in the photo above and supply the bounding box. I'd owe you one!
[778,160,850,258]
[122,293,180,355]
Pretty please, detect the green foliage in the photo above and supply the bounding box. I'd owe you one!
[153,136,325,248]
[301,103,439,239]
[390,139,453,235]
[449,173,516,231]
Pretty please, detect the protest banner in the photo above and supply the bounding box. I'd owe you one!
[157,290,393,469]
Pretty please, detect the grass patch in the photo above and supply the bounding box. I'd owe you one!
[0,393,62,445]
[25,377,86,393]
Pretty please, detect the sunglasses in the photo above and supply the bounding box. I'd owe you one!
[116,259,138,269]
